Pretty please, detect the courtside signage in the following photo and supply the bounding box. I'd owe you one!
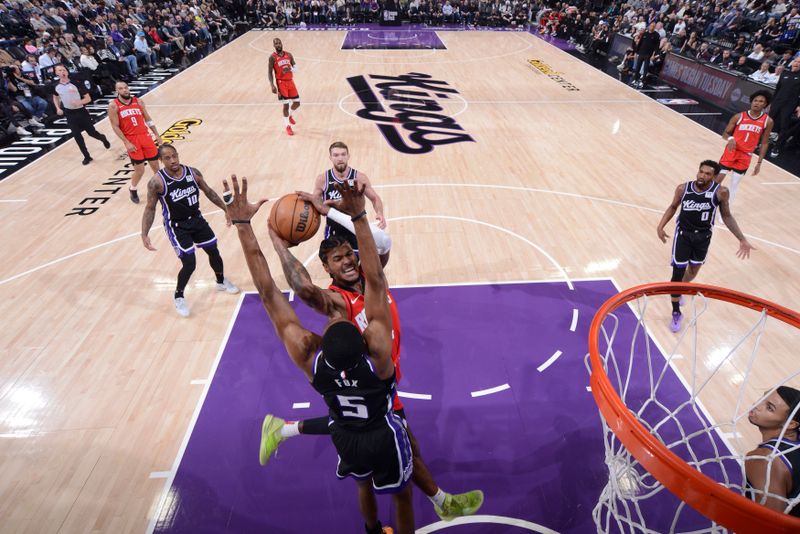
[346,72,474,154]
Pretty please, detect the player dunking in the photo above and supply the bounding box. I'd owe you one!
[140,144,239,317]
[226,176,414,534]
[268,38,300,136]
[262,218,484,521]
[656,160,754,332]
[716,90,773,204]
[314,142,387,256]
[108,81,161,204]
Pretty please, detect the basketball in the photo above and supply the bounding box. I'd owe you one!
[269,193,321,245]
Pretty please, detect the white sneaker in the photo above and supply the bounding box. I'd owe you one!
[216,278,239,294]
[16,126,31,136]
[29,117,44,128]
[174,297,190,317]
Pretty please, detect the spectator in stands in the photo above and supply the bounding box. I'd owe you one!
[770,0,789,19]
[708,46,723,63]
[732,36,748,56]
[777,49,795,68]
[734,55,754,75]
[21,54,42,84]
[632,22,660,87]
[143,23,172,60]
[4,65,46,126]
[133,31,158,69]
[103,35,138,77]
[719,49,736,69]
[38,47,61,71]
[79,46,99,70]
[680,31,699,56]
[160,19,187,53]
[748,43,766,61]
[750,60,774,82]
[768,65,785,85]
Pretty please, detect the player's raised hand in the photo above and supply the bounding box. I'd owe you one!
[222,174,268,223]
[657,226,669,243]
[737,239,755,259]
[325,181,366,218]
[267,221,293,249]
[295,190,329,215]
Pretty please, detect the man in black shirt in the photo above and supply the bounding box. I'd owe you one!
[769,59,800,157]
[632,22,660,88]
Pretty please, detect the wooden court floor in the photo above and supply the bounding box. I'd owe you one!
[1,30,799,533]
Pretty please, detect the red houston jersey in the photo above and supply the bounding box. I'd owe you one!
[116,97,148,137]
[328,283,402,383]
[731,111,769,154]
[272,52,293,81]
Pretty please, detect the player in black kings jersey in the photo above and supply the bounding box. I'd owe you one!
[313,142,388,256]
[656,160,753,332]
[746,386,800,517]
[225,175,414,534]
[141,144,239,317]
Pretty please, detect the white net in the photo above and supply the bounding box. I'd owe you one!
[587,287,800,534]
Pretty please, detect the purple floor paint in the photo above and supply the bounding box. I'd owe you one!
[342,30,446,49]
[152,280,731,533]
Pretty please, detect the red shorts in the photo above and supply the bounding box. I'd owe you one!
[719,148,752,173]
[127,133,158,164]
[276,79,299,100]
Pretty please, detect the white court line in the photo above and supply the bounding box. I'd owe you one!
[146,292,245,534]
[148,471,171,479]
[189,379,208,385]
[470,383,510,398]
[761,181,800,185]
[570,309,579,332]
[0,199,26,202]
[586,386,592,392]
[417,514,558,533]
[397,391,433,400]
[682,112,723,116]
[390,215,574,290]
[292,402,311,409]
[537,350,563,373]
[148,98,638,108]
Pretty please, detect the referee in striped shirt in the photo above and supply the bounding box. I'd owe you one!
[52,65,110,165]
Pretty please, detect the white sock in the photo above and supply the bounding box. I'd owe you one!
[288,108,293,117]
[729,172,743,203]
[428,488,447,507]
[283,116,290,127]
[280,421,300,439]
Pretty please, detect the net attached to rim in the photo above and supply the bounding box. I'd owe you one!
[586,282,800,534]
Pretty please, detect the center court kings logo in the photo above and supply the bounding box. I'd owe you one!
[345,72,475,155]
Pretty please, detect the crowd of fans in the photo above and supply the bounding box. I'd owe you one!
[536,0,799,89]
[0,0,239,142]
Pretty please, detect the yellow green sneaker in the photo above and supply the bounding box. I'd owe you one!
[434,490,484,521]
[259,414,286,466]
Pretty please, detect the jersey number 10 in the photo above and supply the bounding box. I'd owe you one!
[187,194,198,206]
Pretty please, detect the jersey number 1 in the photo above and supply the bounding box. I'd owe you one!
[337,395,368,419]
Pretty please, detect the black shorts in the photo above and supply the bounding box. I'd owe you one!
[671,227,712,267]
[330,412,413,494]
[164,216,217,258]
[324,221,359,252]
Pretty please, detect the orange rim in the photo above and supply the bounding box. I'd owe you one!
[588,282,800,534]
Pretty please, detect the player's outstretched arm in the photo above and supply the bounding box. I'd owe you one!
[325,182,393,375]
[225,175,319,379]
[269,227,345,318]
[716,187,754,259]
[138,100,160,144]
[745,448,792,512]
[193,167,231,226]
[357,172,387,229]
[656,184,683,243]
[141,176,163,251]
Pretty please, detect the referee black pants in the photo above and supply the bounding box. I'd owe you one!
[64,107,108,159]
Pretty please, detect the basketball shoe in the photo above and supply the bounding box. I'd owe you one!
[671,311,682,332]
[260,414,286,466]
[289,115,296,125]
[434,490,484,521]
[286,125,294,136]
[129,188,139,204]
[174,297,190,318]
[216,278,239,294]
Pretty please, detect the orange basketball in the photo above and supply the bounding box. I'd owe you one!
[269,193,321,245]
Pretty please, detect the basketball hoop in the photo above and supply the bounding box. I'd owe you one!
[587,282,800,534]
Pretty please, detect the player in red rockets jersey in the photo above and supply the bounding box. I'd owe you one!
[108,81,160,204]
[268,37,301,136]
[716,90,773,204]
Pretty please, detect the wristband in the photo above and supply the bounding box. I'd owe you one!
[232,220,251,225]
[146,120,155,127]
[351,210,367,222]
